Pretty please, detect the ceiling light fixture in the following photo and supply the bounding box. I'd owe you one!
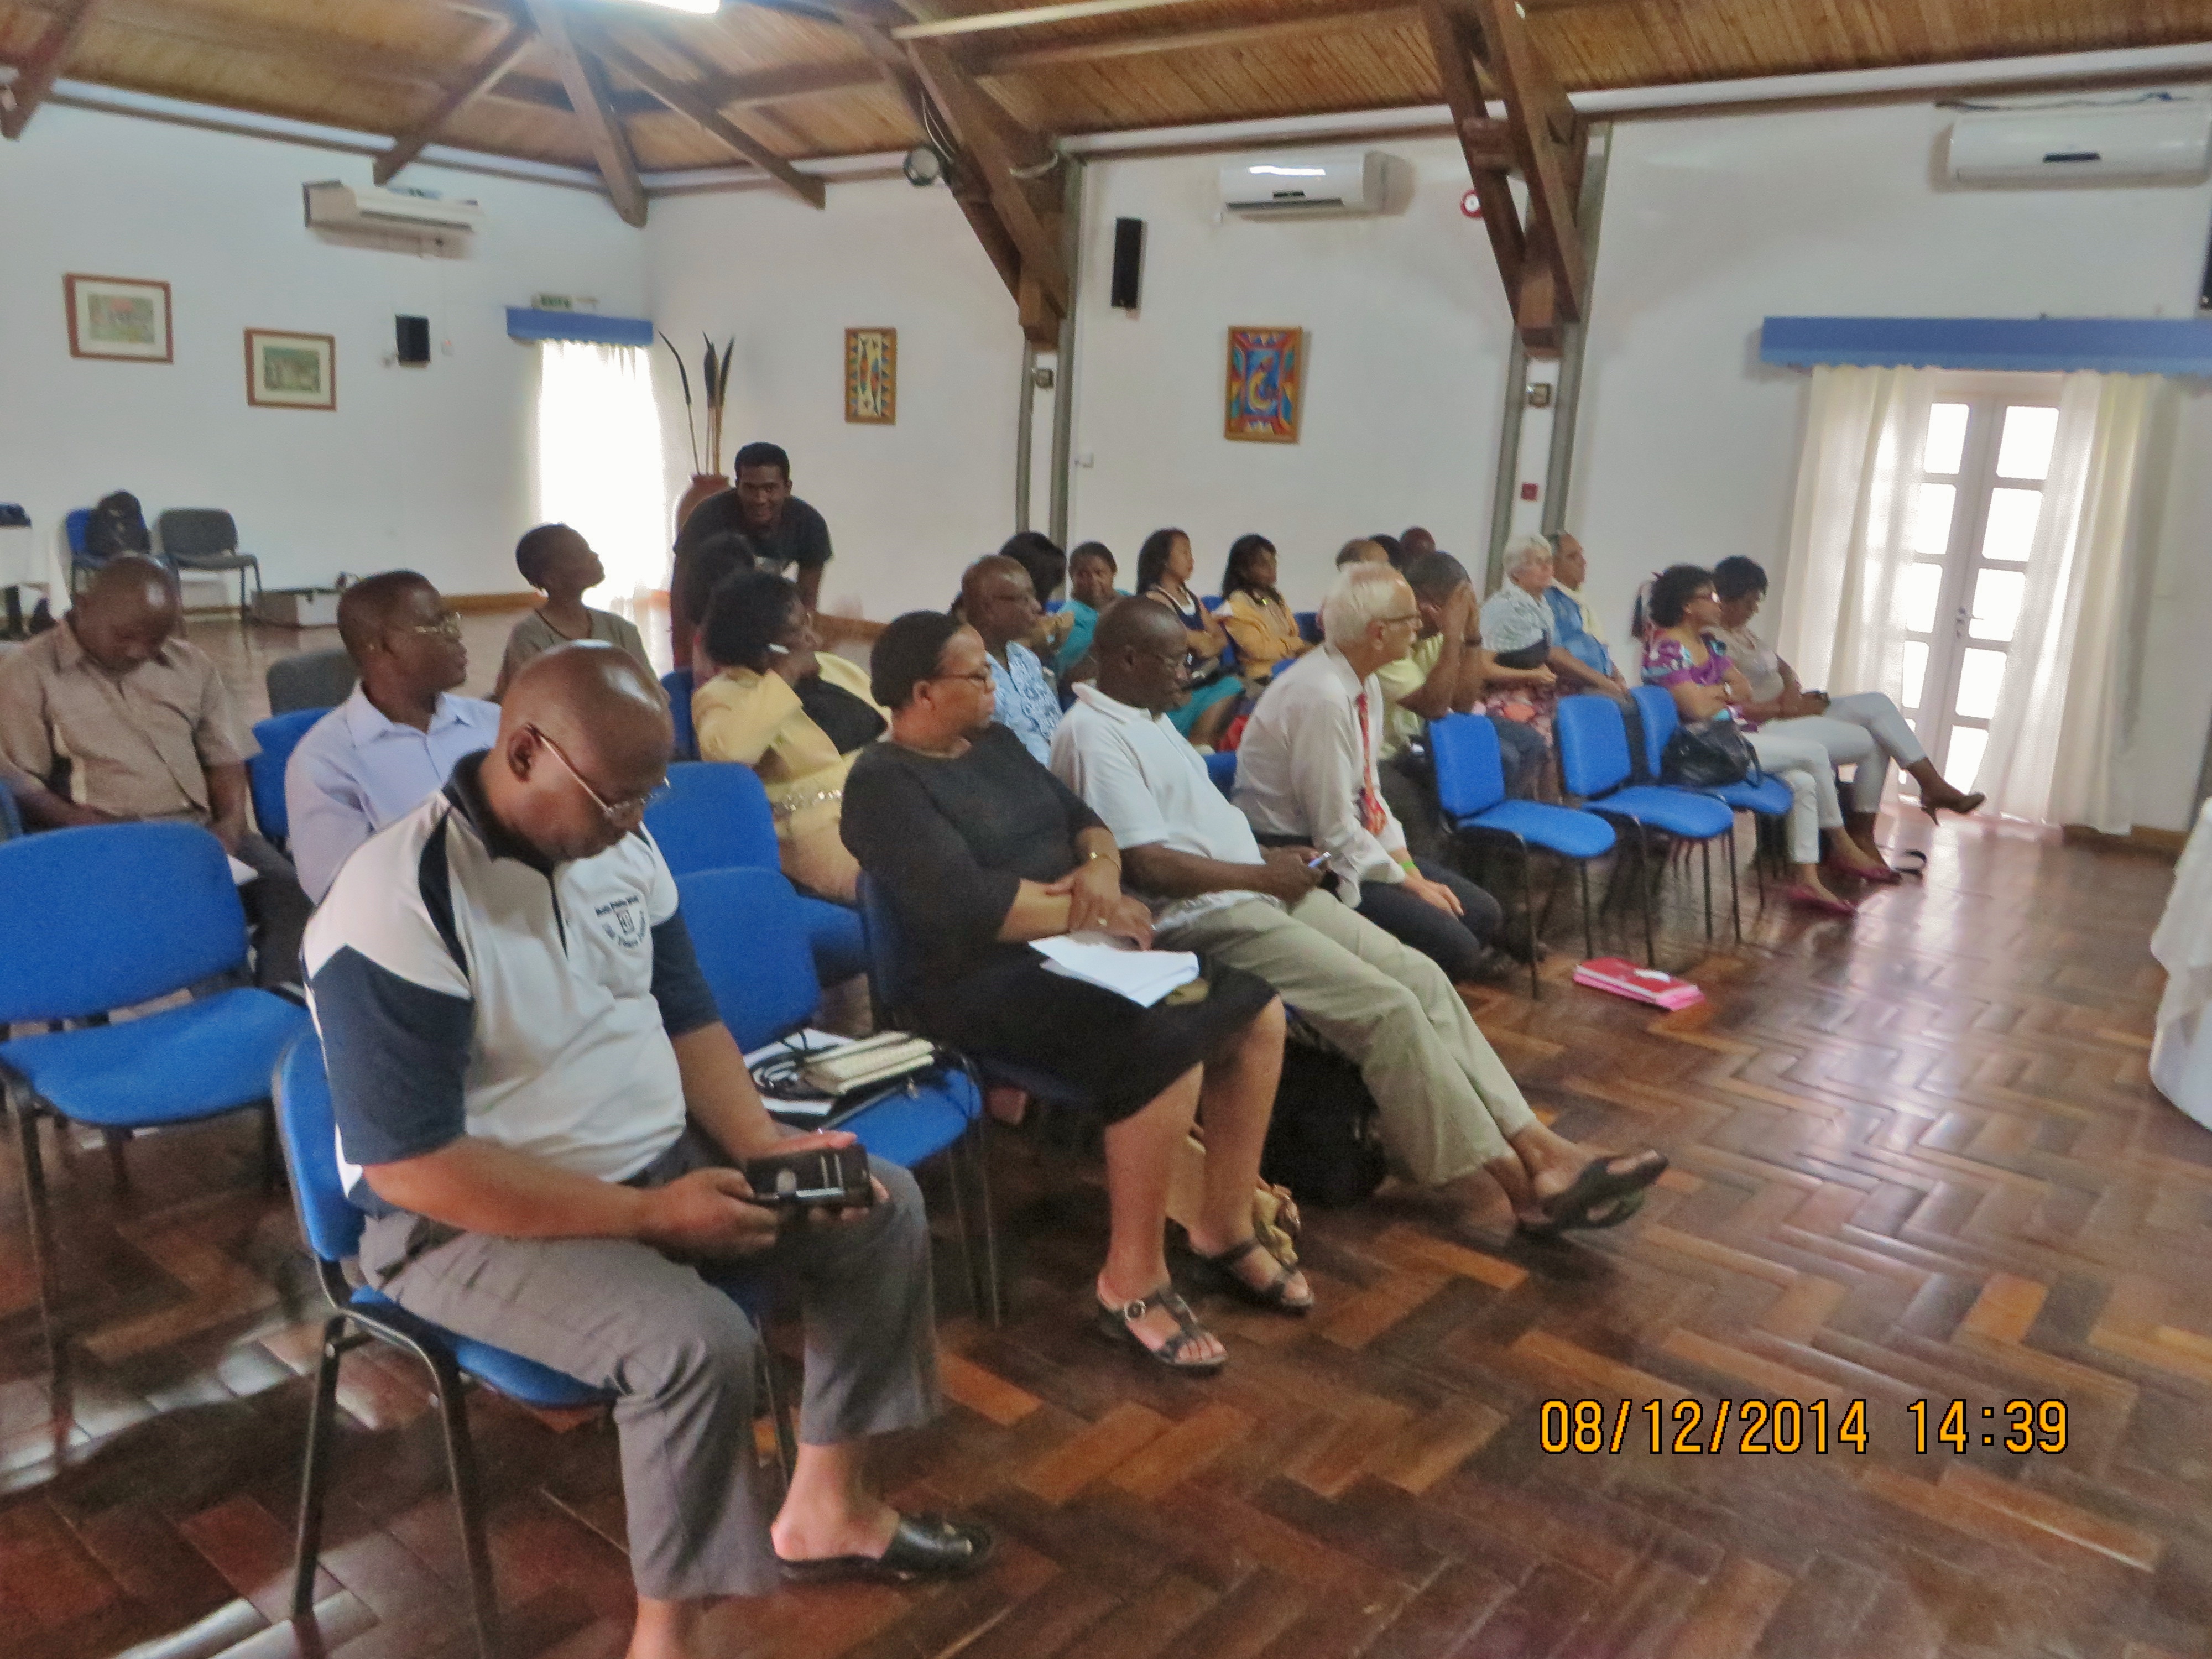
[602,0,722,14]
[902,145,947,186]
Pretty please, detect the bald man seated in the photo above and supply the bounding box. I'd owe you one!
[1051,601,1666,1236]
[0,555,312,988]
[284,570,499,900]
[304,643,985,1659]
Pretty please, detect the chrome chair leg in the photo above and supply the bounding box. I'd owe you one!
[290,1317,347,1620]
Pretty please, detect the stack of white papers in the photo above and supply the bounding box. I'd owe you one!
[1033,934,1200,1008]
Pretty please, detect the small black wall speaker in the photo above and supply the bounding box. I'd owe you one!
[1110,217,1145,312]
[396,315,431,364]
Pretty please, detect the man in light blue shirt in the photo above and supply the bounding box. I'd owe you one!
[285,571,500,899]
[961,554,1062,764]
[1542,534,1624,687]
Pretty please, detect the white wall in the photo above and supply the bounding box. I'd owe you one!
[1069,143,1515,607]
[644,178,1027,620]
[0,105,647,599]
[1572,99,2212,827]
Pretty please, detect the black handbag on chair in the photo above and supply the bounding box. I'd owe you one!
[1661,717,1757,789]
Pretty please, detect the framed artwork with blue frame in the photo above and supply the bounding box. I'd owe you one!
[1225,326,1303,443]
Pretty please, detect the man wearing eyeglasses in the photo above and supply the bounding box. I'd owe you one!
[304,641,984,1659]
[285,570,501,900]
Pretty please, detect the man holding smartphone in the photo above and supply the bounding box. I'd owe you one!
[1051,600,1665,1234]
[305,642,988,1659]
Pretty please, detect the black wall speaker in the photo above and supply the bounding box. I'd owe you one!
[396,315,431,364]
[1110,217,1145,312]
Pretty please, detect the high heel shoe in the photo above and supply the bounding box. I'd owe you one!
[1921,790,1985,821]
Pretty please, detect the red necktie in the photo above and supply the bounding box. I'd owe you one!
[1353,690,1389,836]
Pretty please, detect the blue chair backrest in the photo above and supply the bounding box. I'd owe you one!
[249,707,331,842]
[1295,610,1321,644]
[1204,750,1237,797]
[0,822,249,1023]
[644,761,779,876]
[1429,713,1506,821]
[1631,685,1677,779]
[661,669,697,762]
[274,1030,367,1265]
[64,509,91,558]
[675,867,818,1050]
[1554,695,1632,800]
[856,872,917,1021]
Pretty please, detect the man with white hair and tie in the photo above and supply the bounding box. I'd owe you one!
[1234,562,1509,985]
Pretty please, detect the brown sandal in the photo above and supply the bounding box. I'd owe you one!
[1093,1283,1227,1373]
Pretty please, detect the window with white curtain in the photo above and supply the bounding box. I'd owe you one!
[534,340,670,642]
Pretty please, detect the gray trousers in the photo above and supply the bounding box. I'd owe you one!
[360,1132,940,1601]
[1161,893,1540,1185]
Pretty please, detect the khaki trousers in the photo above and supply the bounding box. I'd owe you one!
[1161,893,1539,1185]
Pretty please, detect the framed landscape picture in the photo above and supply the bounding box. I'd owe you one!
[1224,326,1304,443]
[66,274,173,362]
[844,327,896,424]
[246,328,336,410]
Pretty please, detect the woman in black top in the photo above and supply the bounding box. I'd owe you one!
[843,613,1309,1373]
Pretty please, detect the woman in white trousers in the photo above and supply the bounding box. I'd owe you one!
[1638,566,1892,916]
[1710,557,1983,860]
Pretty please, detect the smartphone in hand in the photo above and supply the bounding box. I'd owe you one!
[741,1145,875,1209]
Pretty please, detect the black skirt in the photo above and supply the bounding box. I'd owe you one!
[916,948,1275,1123]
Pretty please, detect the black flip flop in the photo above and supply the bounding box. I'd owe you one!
[1537,1152,1668,1233]
[1518,1188,1645,1240]
[1094,1282,1228,1373]
[778,1512,996,1584]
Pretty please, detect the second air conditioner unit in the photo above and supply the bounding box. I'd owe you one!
[1946,102,2212,185]
[304,181,484,242]
[1220,151,1389,217]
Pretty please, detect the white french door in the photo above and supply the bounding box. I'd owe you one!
[1897,377,2063,790]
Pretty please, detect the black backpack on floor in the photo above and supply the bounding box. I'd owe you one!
[1261,1042,1389,1208]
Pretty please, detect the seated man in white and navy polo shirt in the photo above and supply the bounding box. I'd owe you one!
[304,643,988,1659]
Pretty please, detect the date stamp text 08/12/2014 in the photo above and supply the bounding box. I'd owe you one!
[1538,1399,2071,1457]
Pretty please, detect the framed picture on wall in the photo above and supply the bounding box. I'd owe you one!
[65,274,173,363]
[245,328,337,410]
[1225,326,1304,443]
[845,327,896,424]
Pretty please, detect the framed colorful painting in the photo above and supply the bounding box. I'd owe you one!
[1224,326,1303,443]
[65,274,173,363]
[245,329,337,411]
[845,327,896,424]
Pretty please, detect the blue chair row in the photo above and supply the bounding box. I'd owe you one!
[0,823,312,1352]
[248,707,330,847]
[645,762,868,985]
[1428,714,1615,997]
[1629,686,1797,899]
[1555,696,1740,966]
[662,666,698,761]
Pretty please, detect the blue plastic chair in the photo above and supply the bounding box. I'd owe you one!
[248,708,331,847]
[1631,686,1795,896]
[680,867,998,1322]
[63,509,98,596]
[1204,750,1237,798]
[1554,696,1739,965]
[0,823,312,1346]
[661,667,698,761]
[274,1030,789,1659]
[644,762,868,985]
[1295,610,1322,644]
[1429,714,1616,995]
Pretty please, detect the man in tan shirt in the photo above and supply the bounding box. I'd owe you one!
[0,556,311,988]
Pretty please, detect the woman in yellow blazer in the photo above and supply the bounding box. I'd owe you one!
[1219,533,1312,687]
[693,568,887,903]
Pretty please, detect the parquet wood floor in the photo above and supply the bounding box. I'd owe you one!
[2,621,2207,1659]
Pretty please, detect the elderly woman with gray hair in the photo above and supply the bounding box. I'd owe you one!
[1480,535,1648,779]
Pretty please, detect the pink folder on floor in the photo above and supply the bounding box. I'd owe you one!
[1573,957,1705,1010]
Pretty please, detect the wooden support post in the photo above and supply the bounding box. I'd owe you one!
[375,18,534,184]
[2,0,108,140]
[524,0,647,227]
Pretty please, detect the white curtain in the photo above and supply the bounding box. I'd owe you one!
[1773,363,1939,703]
[534,341,670,612]
[1975,372,2154,831]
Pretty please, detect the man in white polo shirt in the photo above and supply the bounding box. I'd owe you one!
[1051,599,1664,1235]
[305,643,987,1659]
[284,571,502,900]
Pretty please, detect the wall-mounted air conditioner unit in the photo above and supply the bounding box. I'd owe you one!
[304,181,484,241]
[1219,152,1390,217]
[1946,102,2212,185]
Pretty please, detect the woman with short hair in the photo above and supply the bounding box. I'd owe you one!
[842,613,1307,1372]
[693,568,885,904]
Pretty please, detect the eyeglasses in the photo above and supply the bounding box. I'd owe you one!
[527,725,669,825]
[932,670,995,687]
[399,612,464,641]
[1379,612,1422,629]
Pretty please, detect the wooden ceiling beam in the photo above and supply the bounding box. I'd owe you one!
[1418,0,1524,315]
[2,0,107,139]
[376,18,533,182]
[892,0,1216,41]
[523,0,646,226]
[1463,0,1586,332]
[583,23,825,206]
[905,37,1068,342]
